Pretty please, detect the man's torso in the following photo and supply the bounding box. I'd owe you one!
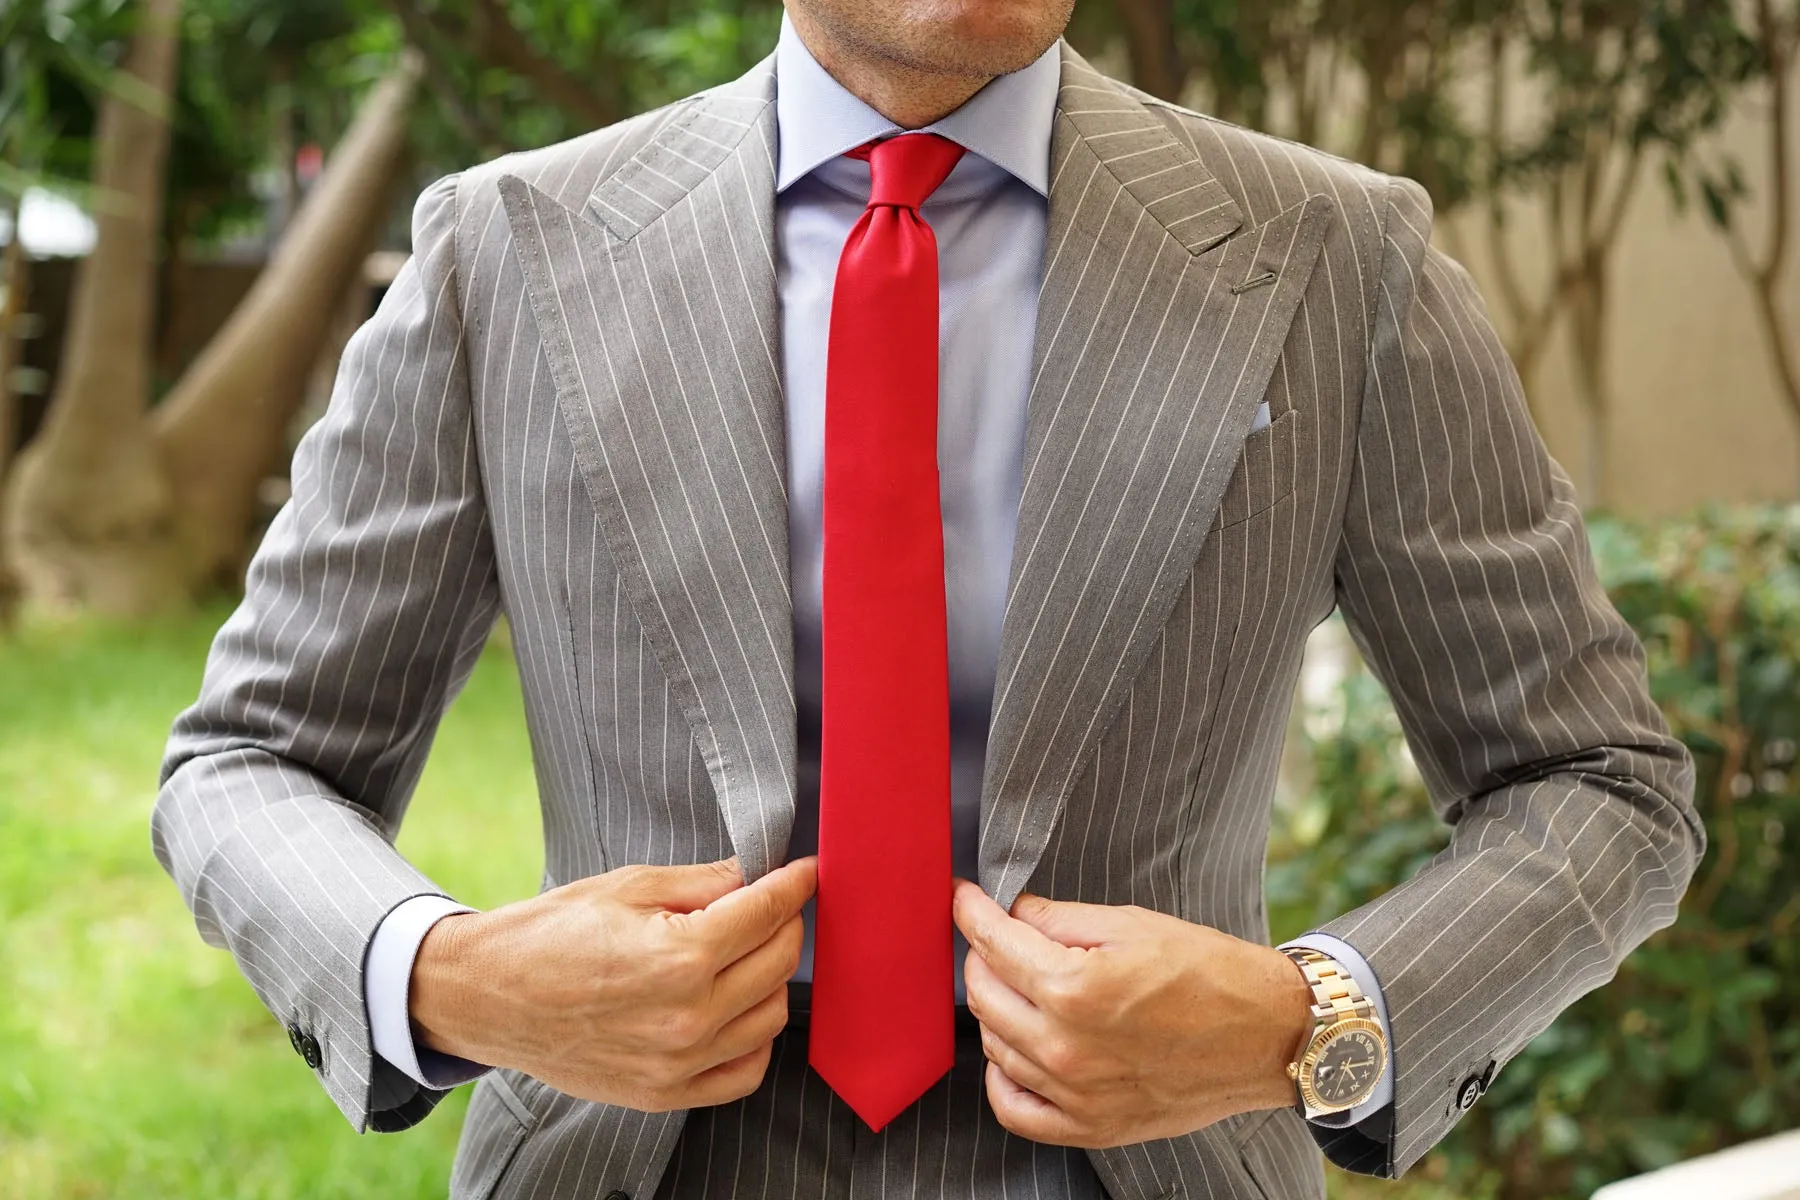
[434,42,1390,1200]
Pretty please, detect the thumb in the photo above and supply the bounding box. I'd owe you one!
[617,855,744,913]
[1009,892,1133,949]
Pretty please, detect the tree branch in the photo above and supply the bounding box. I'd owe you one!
[386,0,512,155]
[384,0,621,130]
[467,0,621,129]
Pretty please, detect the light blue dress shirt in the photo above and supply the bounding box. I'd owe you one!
[365,15,1394,1132]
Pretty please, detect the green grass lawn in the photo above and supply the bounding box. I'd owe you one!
[0,607,1452,1199]
[0,606,544,1198]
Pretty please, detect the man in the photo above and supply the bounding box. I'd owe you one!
[153,1,1704,1197]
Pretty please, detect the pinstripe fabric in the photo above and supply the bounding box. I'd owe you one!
[653,1027,1112,1200]
[153,41,1701,1200]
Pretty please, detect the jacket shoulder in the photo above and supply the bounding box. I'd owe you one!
[1107,77,1406,238]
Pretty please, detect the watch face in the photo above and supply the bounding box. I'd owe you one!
[1310,1028,1383,1107]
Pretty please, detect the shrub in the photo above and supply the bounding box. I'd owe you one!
[1269,506,1800,1199]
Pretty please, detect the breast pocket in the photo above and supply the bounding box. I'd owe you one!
[1209,407,1300,531]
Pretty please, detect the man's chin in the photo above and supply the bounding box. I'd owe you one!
[888,30,1061,80]
[849,0,1073,80]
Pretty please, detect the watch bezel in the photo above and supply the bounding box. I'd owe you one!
[1294,1016,1387,1114]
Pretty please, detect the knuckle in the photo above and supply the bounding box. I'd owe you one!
[780,923,805,971]
[990,1099,1027,1137]
[641,1053,685,1089]
[646,917,687,956]
[636,1060,686,1097]
[1059,1090,1096,1123]
[1041,1037,1081,1078]
[728,1045,773,1098]
[1086,1120,1121,1150]
[657,1007,709,1051]
[665,945,712,990]
[612,863,657,890]
[636,1087,680,1113]
[762,993,791,1036]
[1055,990,1091,1023]
[1039,965,1089,1015]
[1037,974,1077,1014]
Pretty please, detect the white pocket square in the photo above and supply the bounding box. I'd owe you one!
[1249,400,1271,432]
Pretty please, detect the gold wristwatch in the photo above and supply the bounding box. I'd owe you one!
[1280,948,1387,1118]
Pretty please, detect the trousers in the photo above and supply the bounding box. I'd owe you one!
[651,983,1111,1200]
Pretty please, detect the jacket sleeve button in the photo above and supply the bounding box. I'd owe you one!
[295,1031,323,1070]
[1456,1075,1482,1110]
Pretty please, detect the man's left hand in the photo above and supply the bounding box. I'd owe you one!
[951,878,1313,1148]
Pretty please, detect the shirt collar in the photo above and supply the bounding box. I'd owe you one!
[773,13,1060,197]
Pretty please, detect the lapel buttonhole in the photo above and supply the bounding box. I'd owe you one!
[1231,270,1278,296]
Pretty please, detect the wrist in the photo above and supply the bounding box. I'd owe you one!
[410,910,488,1061]
[1250,944,1315,1109]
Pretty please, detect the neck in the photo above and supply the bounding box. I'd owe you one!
[786,7,992,129]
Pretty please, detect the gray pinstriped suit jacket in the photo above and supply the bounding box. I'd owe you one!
[152,42,1703,1200]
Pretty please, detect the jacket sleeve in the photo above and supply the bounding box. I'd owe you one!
[151,170,501,1134]
[1313,174,1704,1177]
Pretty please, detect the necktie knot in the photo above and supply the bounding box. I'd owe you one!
[850,132,965,211]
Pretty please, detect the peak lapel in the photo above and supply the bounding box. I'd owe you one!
[497,60,798,883]
[978,48,1334,909]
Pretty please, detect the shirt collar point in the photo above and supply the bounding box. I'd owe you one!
[775,16,1059,196]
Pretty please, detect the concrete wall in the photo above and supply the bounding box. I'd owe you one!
[1441,82,1800,517]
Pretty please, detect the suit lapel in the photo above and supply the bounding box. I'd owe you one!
[978,48,1335,909]
[497,59,798,884]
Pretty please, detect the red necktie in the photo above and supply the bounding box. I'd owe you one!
[808,132,965,1132]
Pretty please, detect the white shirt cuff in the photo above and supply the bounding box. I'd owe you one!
[366,894,492,1089]
[1279,931,1395,1128]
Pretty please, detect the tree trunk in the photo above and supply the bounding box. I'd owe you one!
[0,204,27,630]
[5,15,423,615]
[1111,0,1187,101]
[1741,0,1800,491]
[151,51,424,593]
[1567,257,1612,508]
[2,0,185,616]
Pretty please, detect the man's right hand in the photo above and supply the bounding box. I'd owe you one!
[409,854,816,1112]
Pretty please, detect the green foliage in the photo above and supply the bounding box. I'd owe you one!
[5,0,786,255]
[1270,507,1800,1198]
[1156,0,1500,209]
[372,0,781,167]
[1498,0,1761,197]
[0,0,136,202]
[9,0,1776,269]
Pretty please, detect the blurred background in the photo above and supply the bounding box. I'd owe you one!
[0,1,1795,1198]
